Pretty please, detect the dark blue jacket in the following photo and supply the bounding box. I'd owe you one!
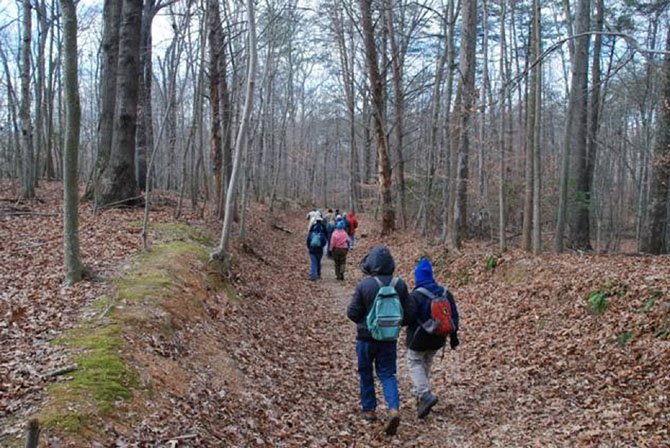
[406,287,459,351]
[346,246,416,341]
[306,223,327,254]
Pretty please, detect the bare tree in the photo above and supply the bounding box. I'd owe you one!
[450,0,477,250]
[61,0,87,284]
[211,0,257,266]
[641,29,670,254]
[96,0,143,207]
[360,0,395,234]
[19,0,35,199]
[556,0,590,252]
[86,0,121,199]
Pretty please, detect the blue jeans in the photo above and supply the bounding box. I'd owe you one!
[309,252,322,279]
[356,340,399,411]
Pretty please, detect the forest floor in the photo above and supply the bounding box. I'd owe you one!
[1,181,669,447]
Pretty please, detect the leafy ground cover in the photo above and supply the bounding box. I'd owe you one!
[1,181,668,446]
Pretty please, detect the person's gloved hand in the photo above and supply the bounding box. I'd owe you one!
[449,333,460,350]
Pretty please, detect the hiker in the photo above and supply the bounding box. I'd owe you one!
[307,209,320,231]
[325,217,335,258]
[329,220,351,280]
[306,219,327,280]
[406,258,460,419]
[346,246,416,436]
[346,211,359,248]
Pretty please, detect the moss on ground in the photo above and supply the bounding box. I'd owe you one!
[37,222,222,438]
[40,323,137,433]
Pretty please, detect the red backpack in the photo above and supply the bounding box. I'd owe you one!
[415,287,456,335]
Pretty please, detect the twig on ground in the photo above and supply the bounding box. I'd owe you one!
[42,364,78,379]
[271,223,293,234]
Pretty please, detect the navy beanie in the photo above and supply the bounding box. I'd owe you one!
[414,258,434,286]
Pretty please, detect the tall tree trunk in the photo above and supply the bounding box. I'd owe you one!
[450,0,477,250]
[522,4,538,252]
[136,1,158,192]
[34,0,49,185]
[61,0,86,284]
[384,0,407,229]
[212,0,257,266]
[498,0,508,252]
[567,0,592,250]
[96,0,143,207]
[440,0,456,244]
[208,0,224,208]
[556,0,590,252]
[360,0,395,234]
[20,0,35,199]
[584,0,603,250]
[641,29,670,254]
[87,0,121,200]
[531,0,542,254]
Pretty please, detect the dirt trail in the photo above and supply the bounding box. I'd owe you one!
[228,211,668,447]
[226,215,476,447]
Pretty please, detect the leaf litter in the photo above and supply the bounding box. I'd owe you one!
[1,181,668,447]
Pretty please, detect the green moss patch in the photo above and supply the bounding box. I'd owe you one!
[38,222,219,438]
[41,323,137,433]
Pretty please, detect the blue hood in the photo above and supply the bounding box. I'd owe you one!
[414,258,444,295]
[360,246,395,276]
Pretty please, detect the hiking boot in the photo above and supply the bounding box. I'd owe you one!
[417,392,438,419]
[385,409,400,436]
[360,410,377,422]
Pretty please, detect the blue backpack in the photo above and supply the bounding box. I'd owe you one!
[366,277,403,341]
[309,231,322,248]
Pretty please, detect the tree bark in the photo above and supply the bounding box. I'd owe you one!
[556,0,590,252]
[96,0,143,207]
[450,0,477,250]
[498,0,508,252]
[384,0,407,229]
[531,0,542,254]
[360,0,395,235]
[567,0,592,251]
[87,0,121,200]
[61,0,86,284]
[208,0,224,208]
[211,0,257,266]
[641,29,670,254]
[20,0,35,199]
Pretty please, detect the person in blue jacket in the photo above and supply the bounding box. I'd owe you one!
[346,246,416,435]
[306,219,327,280]
[406,257,460,419]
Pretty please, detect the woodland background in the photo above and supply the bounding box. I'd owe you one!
[1,0,669,259]
[1,0,670,445]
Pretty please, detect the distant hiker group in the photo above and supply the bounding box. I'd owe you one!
[305,208,358,281]
[347,247,459,436]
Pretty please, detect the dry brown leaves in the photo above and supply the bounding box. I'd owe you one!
[2,183,669,447]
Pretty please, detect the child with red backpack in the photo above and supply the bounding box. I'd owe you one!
[406,258,460,419]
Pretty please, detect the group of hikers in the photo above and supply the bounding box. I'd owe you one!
[347,247,460,435]
[305,208,358,281]
[304,208,460,436]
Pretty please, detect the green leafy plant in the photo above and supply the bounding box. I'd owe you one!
[484,255,497,271]
[642,298,656,313]
[588,291,609,315]
[616,331,633,347]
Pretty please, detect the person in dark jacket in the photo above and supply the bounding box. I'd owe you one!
[346,246,416,436]
[406,258,460,419]
[306,219,327,280]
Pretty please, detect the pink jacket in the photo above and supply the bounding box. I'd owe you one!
[330,229,351,250]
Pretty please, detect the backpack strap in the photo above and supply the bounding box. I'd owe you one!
[374,276,399,288]
[373,276,383,287]
[390,277,399,288]
[415,287,436,300]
